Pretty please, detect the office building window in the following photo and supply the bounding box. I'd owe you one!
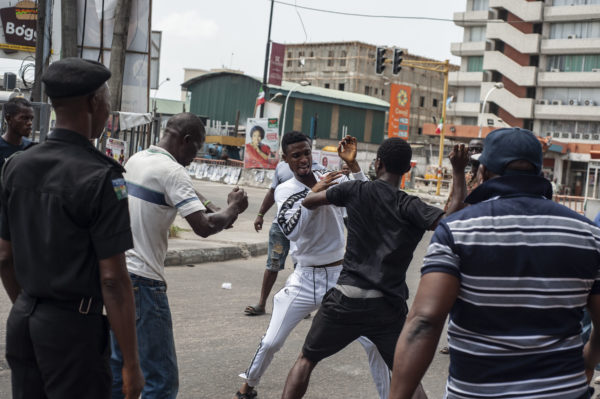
[472,0,489,10]
[340,50,347,67]
[309,51,314,58]
[374,88,378,95]
[547,54,600,72]
[364,86,371,95]
[419,96,425,107]
[462,117,478,125]
[433,98,439,107]
[324,83,330,89]
[469,26,486,42]
[464,87,481,103]
[339,83,345,91]
[467,56,484,72]
[328,51,335,66]
[543,87,600,104]
[381,89,385,97]
[549,21,600,39]
[553,0,600,5]
[287,51,292,67]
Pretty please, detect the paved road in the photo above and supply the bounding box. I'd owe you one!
[0,229,452,399]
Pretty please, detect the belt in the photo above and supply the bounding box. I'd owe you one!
[23,293,104,315]
[309,260,343,268]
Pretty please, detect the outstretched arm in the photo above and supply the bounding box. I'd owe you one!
[186,187,248,238]
[302,171,342,210]
[254,188,275,232]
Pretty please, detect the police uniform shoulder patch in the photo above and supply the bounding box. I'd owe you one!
[112,178,128,200]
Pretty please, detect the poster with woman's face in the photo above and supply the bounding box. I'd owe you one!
[244,118,279,169]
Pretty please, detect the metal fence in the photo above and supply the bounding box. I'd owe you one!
[99,112,160,157]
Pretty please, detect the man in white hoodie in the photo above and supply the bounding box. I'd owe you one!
[234,131,389,399]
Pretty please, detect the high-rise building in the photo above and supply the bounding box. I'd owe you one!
[446,0,600,195]
[282,41,458,141]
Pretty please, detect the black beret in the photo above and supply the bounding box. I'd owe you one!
[42,57,111,99]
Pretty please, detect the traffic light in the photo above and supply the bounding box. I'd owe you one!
[375,47,387,74]
[393,49,404,75]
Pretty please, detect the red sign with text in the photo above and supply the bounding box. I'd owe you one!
[268,42,285,86]
[387,84,411,140]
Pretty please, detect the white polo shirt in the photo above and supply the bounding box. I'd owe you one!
[124,145,205,282]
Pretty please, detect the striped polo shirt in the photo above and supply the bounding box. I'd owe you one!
[124,145,205,282]
[423,174,600,399]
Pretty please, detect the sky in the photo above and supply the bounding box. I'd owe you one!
[151,0,465,101]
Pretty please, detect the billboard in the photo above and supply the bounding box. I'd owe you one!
[244,118,279,169]
[268,42,284,86]
[388,84,411,140]
[77,0,151,113]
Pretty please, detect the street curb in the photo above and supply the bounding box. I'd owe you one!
[164,241,269,267]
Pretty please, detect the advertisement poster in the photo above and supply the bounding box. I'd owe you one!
[268,42,285,86]
[105,138,128,165]
[388,84,412,140]
[319,150,340,170]
[244,118,279,169]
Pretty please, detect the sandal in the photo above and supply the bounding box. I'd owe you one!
[244,304,265,316]
[234,389,257,398]
[439,346,449,354]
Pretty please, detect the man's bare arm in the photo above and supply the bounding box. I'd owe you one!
[446,144,469,217]
[194,190,220,213]
[0,238,19,303]
[389,272,460,399]
[186,187,248,238]
[254,188,275,232]
[99,253,144,399]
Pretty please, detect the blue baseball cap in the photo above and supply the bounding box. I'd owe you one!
[478,127,542,176]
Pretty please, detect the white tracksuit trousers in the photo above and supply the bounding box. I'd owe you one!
[240,265,391,399]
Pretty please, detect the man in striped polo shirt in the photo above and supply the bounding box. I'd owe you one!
[389,127,600,399]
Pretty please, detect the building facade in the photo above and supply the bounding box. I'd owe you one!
[282,41,458,141]
[449,0,600,195]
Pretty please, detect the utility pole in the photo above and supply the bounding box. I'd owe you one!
[61,0,78,58]
[109,0,133,111]
[32,0,52,102]
[389,58,450,196]
[260,0,274,117]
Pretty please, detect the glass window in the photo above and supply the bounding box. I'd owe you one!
[328,51,335,67]
[472,0,489,10]
[462,117,477,125]
[553,0,600,5]
[324,83,330,89]
[564,55,584,72]
[467,56,484,72]
[549,22,600,39]
[338,83,345,91]
[584,55,600,71]
[364,86,371,95]
[464,87,481,103]
[469,26,486,42]
[340,50,347,67]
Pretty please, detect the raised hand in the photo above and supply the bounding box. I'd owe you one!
[337,135,358,165]
[449,144,469,172]
[311,171,342,193]
[228,186,249,214]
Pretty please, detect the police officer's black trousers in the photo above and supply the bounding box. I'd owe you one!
[5,293,111,399]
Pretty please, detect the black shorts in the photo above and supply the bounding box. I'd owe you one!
[302,288,406,368]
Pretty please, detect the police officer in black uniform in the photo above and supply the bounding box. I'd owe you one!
[0,58,144,398]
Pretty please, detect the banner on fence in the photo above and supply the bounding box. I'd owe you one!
[244,118,279,169]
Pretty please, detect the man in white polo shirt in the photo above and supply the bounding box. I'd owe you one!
[110,113,248,399]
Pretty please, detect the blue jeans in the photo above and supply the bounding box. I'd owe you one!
[110,273,178,399]
[265,222,290,271]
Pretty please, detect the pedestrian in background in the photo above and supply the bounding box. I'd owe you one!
[0,96,34,169]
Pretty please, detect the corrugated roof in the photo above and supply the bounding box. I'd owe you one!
[181,71,390,111]
[271,81,389,109]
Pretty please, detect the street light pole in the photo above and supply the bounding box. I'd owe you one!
[478,82,504,138]
[152,77,171,114]
[280,81,309,152]
[435,60,450,196]
[260,0,275,118]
